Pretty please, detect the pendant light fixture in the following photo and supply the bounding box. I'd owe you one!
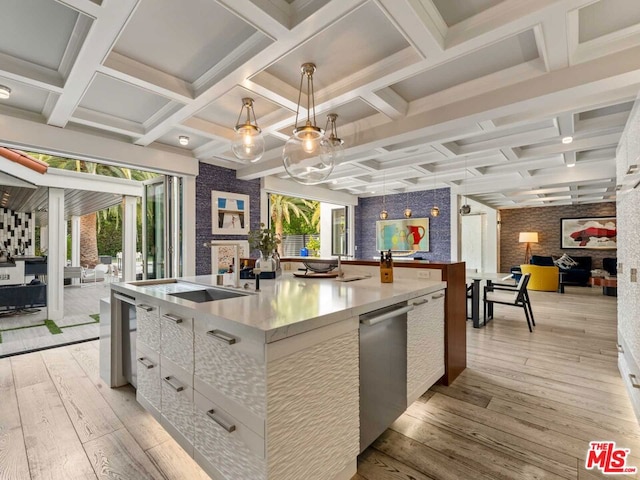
[232,97,265,162]
[459,158,471,215]
[322,113,344,163]
[283,63,333,185]
[430,170,440,217]
[404,190,412,218]
[379,173,388,220]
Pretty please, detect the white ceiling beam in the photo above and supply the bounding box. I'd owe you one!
[99,52,193,103]
[71,107,144,136]
[363,87,408,120]
[519,132,621,159]
[0,52,64,92]
[55,0,101,18]
[216,0,292,37]
[47,0,140,127]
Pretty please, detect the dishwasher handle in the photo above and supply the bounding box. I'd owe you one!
[360,304,414,326]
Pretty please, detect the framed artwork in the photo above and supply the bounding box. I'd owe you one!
[209,240,250,274]
[561,217,617,249]
[211,191,249,234]
[376,218,429,252]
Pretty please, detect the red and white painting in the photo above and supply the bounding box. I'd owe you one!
[561,217,616,249]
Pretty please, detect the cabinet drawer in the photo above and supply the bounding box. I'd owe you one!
[194,318,266,419]
[136,341,161,418]
[160,356,194,453]
[160,305,194,373]
[136,303,160,351]
[194,390,266,480]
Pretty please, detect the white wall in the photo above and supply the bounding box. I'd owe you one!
[458,197,498,273]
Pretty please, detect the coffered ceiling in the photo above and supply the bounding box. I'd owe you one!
[2,0,640,208]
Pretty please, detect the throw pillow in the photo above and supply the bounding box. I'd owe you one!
[554,253,578,270]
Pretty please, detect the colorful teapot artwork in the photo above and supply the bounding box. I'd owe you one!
[407,225,426,247]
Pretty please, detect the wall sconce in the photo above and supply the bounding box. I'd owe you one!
[283,63,334,185]
[232,97,264,162]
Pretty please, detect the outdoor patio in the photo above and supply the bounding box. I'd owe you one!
[0,282,111,357]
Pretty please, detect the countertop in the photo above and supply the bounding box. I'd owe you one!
[112,274,446,342]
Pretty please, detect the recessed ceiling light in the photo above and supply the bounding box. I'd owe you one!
[566,162,576,168]
[179,135,189,146]
[562,136,573,144]
[0,85,11,100]
[331,179,338,185]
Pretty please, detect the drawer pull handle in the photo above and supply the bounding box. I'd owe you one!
[162,313,183,324]
[137,304,154,312]
[207,330,237,345]
[207,409,236,433]
[137,357,155,369]
[412,299,428,306]
[617,343,624,353]
[630,374,640,389]
[163,376,184,392]
[431,293,445,299]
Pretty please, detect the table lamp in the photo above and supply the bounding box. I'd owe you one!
[519,232,538,264]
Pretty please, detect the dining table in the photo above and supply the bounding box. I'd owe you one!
[466,272,516,328]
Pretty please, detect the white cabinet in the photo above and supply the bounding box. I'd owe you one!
[160,304,194,373]
[407,289,445,406]
[160,356,194,455]
[136,303,160,350]
[136,341,161,419]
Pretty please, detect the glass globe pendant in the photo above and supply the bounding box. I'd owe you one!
[283,63,334,185]
[231,98,265,162]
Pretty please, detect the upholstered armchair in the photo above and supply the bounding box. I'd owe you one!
[520,264,559,292]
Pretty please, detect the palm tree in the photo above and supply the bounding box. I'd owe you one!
[28,153,156,267]
[269,194,310,255]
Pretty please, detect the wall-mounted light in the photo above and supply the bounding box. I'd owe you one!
[562,136,573,144]
[179,135,189,146]
[283,63,334,185]
[232,97,264,162]
[0,85,11,100]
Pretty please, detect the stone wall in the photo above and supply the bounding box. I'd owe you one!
[355,188,451,261]
[499,203,617,271]
[195,163,261,275]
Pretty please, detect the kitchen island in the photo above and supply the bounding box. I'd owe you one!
[106,273,446,480]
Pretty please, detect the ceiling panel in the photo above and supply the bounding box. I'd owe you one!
[195,87,284,127]
[432,0,504,26]
[79,73,170,124]
[0,76,50,114]
[0,0,79,70]
[390,30,539,102]
[262,2,410,90]
[579,0,640,43]
[113,0,257,83]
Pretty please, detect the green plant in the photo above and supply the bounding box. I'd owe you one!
[248,223,281,257]
[306,237,320,255]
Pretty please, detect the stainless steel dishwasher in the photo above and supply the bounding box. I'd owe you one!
[359,302,413,452]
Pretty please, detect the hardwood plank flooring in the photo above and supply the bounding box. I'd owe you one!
[1,285,637,479]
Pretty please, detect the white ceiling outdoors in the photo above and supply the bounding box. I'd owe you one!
[2,0,640,208]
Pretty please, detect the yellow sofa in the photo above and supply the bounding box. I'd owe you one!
[520,264,559,292]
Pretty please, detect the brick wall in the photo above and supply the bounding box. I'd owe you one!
[499,202,616,272]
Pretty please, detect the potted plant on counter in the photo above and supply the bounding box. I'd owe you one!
[248,223,281,272]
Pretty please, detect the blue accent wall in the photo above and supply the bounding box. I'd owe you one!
[355,188,451,261]
[195,163,261,275]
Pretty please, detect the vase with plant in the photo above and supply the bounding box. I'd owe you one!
[248,223,281,272]
[306,237,320,257]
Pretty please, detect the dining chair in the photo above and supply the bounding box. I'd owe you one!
[483,273,535,332]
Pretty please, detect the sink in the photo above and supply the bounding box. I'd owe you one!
[168,288,249,303]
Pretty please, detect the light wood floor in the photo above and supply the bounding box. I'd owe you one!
[0,286,635,479]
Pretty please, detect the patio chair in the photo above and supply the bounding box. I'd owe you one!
[483,273,535,332]
[81,265,106,284]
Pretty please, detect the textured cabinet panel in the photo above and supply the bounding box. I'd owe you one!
[194,391,266,480]
[267,330,359,480]
[160,307,194,373]
[161,358,194,446]
[194,330,265,418]
[136,341,161,413]
[407,290,445,405]
[136,305,160,351]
